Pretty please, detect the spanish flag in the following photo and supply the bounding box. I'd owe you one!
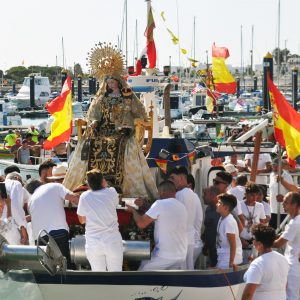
[43,76,72,150]
[268,75,300,161]
[132,6,156,76]
[212,43,236,94]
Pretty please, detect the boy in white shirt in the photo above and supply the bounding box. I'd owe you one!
[243,224,289,300]
[216,193,243,270]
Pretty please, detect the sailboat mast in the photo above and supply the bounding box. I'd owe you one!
[193,16,196,61]
[240,25,244,89]
[277,0,281,85]
[125,0,128,68]
[62,37,65,69]
[250,25,254,75]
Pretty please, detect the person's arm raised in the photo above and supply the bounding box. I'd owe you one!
[126,205,154,229]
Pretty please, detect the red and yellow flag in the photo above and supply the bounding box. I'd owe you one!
[155,159,167,174]
[212,43,236,94]
[132,6,156,76]
[268,75,300,161]
[43,76,72,150]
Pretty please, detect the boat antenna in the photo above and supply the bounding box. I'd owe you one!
[193,16,196,62]
[176,0,181,80]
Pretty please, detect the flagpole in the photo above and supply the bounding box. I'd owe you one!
[277,143,282,230]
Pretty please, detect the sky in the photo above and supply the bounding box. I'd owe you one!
[1,0,299,72]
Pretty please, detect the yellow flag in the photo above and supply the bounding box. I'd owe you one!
[188,58,199,63]
[192,62,197,67]
[160,11,166,22]
[181,48,187,54]
[167,28,179,45]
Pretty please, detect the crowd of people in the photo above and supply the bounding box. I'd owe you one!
[2,125,63,165]
[0,154,299,299]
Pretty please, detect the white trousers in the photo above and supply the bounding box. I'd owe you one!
[287,272,300,300]
[86,238,123,271]
[139,256,184,271]
[180,244,195,270]
[193,244,203,265]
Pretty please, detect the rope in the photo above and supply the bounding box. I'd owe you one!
[217,268,237,300]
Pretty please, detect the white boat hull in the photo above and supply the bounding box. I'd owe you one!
[1,268,247,300]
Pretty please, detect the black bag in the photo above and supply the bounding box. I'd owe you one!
[81,139,91,161]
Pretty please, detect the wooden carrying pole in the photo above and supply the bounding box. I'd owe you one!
[249,131,262,183]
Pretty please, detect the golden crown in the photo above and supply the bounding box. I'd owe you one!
[87,42,125,79]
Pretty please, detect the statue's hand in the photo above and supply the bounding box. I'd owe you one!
[90,120,98,129]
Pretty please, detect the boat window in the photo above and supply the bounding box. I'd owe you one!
[35,79,42,85]
[170,96,179,109]
[40,92,49,97]
[23,78,30,86]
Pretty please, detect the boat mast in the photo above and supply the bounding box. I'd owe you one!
[240,25,244,91]
[193,16,196,62]
[250,25,254,75]
[277,0,281,85]
[176,0,181,77]
[125,0,128,68]
[62,37,65,70]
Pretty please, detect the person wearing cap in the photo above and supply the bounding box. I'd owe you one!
[17,140,31,165]
[26,166,79,269]
[269,157,296,229]
[224,154,248,173]
[3,129,17,148]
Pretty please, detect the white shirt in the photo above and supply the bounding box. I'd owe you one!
[28,183,70,240]
[240,201,266,240]
[176,187,203,245]
[269,171,293,214]
[216,214,242,266]
[228,185,246,202]
[261,201,271,218]
[4,179,27,228]
[244,251,289,300]
[245,153,271,184]
[233,198,242,216]
[146,198,188,260]
[282,215,300,275]
[77,187,121,247]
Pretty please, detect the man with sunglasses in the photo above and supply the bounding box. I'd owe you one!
[213,171,232,193]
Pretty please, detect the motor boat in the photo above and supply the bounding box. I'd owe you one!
[9,75,51,109]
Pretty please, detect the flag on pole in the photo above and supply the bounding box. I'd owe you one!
[43,76,72,150]
[212,43,236,94]
[268,75,300,162]
[132,6,156,76]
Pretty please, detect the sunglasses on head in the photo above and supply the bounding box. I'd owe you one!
[213,179,227,185]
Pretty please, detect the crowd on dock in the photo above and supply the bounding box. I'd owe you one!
[3,125,64,164]
[0,153,299,298]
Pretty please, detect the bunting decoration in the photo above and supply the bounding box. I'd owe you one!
[268,75,300,164]
[212,43,236,94]
[160,11,198,67]
[43,76,73,150]
[155,159,168,174]
[132,6,156,76]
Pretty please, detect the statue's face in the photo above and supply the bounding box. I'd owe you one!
[107,78,119,90]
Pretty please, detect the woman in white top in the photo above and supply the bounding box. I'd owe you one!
[77,169,123,271]
[273,192,300,300]
[242,224,289,300]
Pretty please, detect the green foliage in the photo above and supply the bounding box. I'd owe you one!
[5,66,30,83]
[272,48,291,65]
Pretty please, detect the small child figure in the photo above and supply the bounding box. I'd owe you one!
[216,193,243,270]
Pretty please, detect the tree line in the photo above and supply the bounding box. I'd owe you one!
[0,64,85,84]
